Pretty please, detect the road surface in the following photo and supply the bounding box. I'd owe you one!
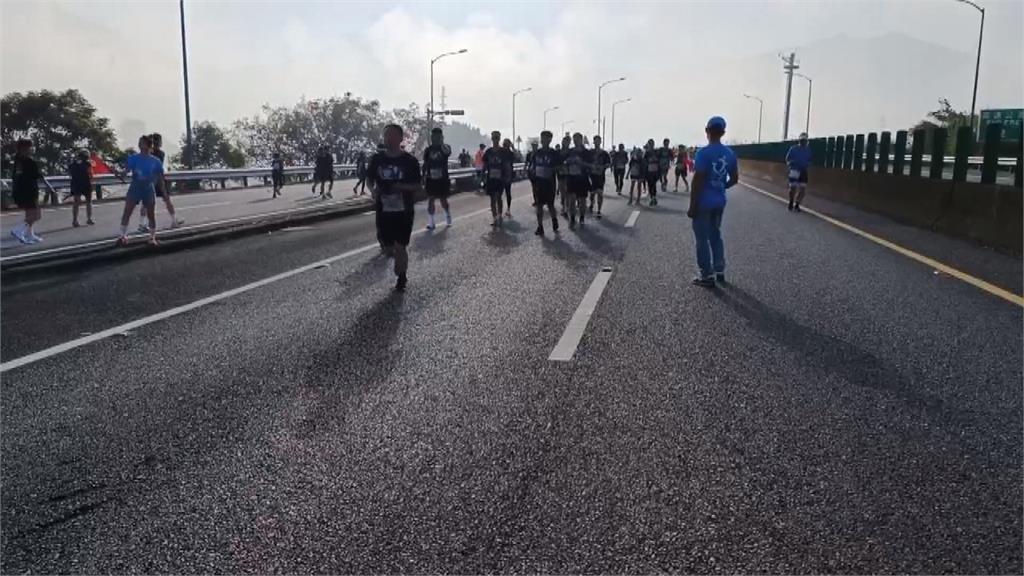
[1,178,1020,573]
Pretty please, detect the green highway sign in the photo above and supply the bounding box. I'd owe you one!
[979,109,1022,142]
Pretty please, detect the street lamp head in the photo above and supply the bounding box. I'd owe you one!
[457,48,468,54]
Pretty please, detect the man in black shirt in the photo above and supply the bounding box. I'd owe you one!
[422,127,452,230]
[643,139,662,206]
[353,152,368,196]
[557,134,572,217]
[271,152,285,198]
[611,143,628,195]
[530,131,562,236]
[313,145,334,199]
[564,132,593,229]
[482,131,511,226]
[501,138,515,216]
[658,138,673,193]
[589,135,611,218]
[367,124,422,291]
[458,149,471,168]
[69,149,95,227]
[9,139,53,244]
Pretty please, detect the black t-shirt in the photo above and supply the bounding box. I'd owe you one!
[69,158,92,190]
[482,146,512,182]
[271,158,284,172]
[591,149,611,175]
[530,147,562,183]
[315,152,333,172]
[612,150,629,170]
[367,151,421,213]
[563,147,592,186]
[422,144,451,181]
[12,156,41,195]
[658,146,672,169]
[644,150,661,177]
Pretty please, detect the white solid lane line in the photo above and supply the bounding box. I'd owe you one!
[175,201,232,211]
[624,210,640,228]
[0,196,536,373]
[549,267,613,362]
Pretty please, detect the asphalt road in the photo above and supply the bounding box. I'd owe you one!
[1,178,1020,574]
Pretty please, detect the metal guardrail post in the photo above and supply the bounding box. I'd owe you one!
[909,129,924,178]
[981,122,1002,185]
[878,132,891,174]
[853,134,865,171]
[929,128,947,179]
[953,126,973,182]
[825,137,835,168]
[834,136,845,169]
[843,134,856,170]
[893,131,908,176]
[865,133,878,173]
[811,138,827,168]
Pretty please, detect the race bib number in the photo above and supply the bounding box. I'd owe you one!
[568,164,582,176]
[381,191,405,212]
[630,166,640,176]
[429,168,444,180]
[489,168,503,179]
[535,166,552,179]
[648,162,659,172]
[789,169,801,180]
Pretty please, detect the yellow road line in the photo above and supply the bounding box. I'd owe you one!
[739,181,1024,308]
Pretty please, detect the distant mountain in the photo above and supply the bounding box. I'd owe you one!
[438,120,490,155]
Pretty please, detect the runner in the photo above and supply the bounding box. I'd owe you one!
[643,139,661,206]
[627,147,644,205]
[117,134,163,247]
[526,140,539,207]
[611,143,628,195]
[313,145,334,198]
[786,132,812,212]
[557,134,572,217]
[422,127,453,230]
[474,143,486,187]
[531,130,562,236]
[9,139,54,244]
[68,149,95,227]
[138,133,183,231]
[564,132,593,229]
[482,131,511,226]
[588,135,610,218]
[458,148,472,168]
[688,116,738,287]
[367,124,422,292]
[353,151,368,195]
[658,138,672,193]
[674,144,690,193]
[501,138,515,216]
[271,152,285,198]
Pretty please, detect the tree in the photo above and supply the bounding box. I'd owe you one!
[174,121,245,169]
[1,89,119,173]
[911,98,977,154]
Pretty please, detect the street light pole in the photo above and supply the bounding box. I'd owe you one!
[610,98,631,148]
[955,0,985,134]
[179,0,193,169]
[743,94,764,143]
[794,73,813,135]
[429,49,468,133]
[597,77,626,142]
[512,87,532,152]
[543,106,560,131]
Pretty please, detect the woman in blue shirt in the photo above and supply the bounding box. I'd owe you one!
[116,134,164,246]
[786,132,812,212]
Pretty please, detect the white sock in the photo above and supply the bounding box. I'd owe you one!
[428,213,435,226]
[445,210,451,222]
[120,225,128,236]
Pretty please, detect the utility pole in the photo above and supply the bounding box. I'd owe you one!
[440,86,447,124]
[780,52,799,140]
[179,0,193,168]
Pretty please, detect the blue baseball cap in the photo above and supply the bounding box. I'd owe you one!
[706,116,727,130]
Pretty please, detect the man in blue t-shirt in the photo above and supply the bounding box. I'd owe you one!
[786,132,812,212]
[688,116,738,287]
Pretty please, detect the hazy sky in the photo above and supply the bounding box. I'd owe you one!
[2,0,1021,152]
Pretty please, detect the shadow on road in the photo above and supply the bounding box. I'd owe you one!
[411,226,449,260]
[710,285,1015,430]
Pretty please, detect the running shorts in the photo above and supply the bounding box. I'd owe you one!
[127,181,156,206]
[590,174,606,192]
[378,210,414,246]
[788,168,808,184]
[532,179,556,205]
[425,178,450,198]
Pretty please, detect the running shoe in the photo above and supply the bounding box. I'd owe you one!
[395,274,408,292]
[692,276,716,288]
[87,219,95,225]
[535,226,544,236]
[26,233,42,244]
[115,235,129,247]
[171,218,184,229]
[715,273,726,284]
[137,224,150,233]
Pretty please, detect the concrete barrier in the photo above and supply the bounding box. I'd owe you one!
[740,159,1022,254]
